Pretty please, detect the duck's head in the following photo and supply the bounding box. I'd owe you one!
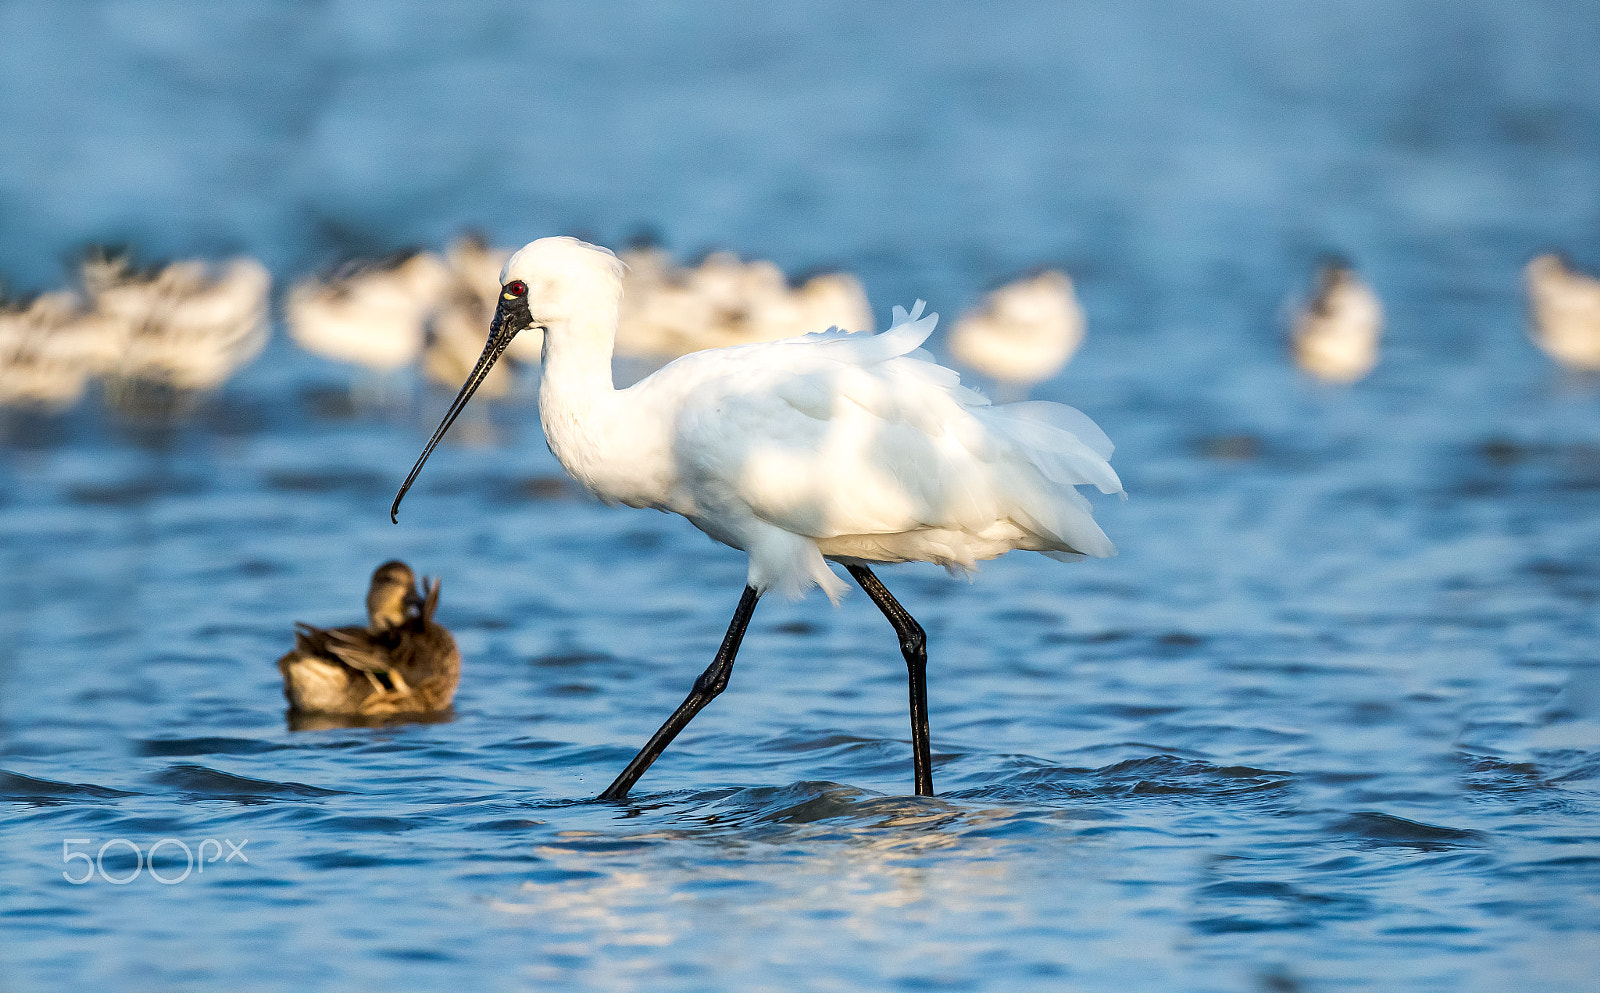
[366,560,423,632]
[391,237,624,523]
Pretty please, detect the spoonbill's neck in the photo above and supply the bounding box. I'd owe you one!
[538,296,625,477]
[538,297,621,401]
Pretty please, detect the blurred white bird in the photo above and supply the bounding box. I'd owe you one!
[1525,253,1600,371]
[422,235,524,402]
[83,254,271,410]
[614,248,873,361]
[443,234,526,359]
[1290,262,1382,383]
[392,237,1121,801]
[948,270,1085,397]
[287,251,451,375]
[0,291,126,410]
[756,269,877,341]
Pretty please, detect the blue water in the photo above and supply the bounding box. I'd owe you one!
[4,3,1600,991]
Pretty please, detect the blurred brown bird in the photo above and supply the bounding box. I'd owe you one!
[278,561,460,718]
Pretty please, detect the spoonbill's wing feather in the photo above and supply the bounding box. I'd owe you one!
[649,303,1120,578]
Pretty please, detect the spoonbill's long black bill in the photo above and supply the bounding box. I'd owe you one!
[390,297,524,522]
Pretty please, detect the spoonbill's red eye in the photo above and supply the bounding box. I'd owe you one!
[503,280,527,299]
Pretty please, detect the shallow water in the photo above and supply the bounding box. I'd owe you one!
[4,3,1600,991]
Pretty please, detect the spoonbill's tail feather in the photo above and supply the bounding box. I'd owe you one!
[1001,400,1115,460]
[980,403,1123,497]
[974,401,1123,562]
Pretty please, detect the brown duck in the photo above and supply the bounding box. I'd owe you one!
[278,560,460,717]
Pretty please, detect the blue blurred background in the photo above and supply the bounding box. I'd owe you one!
[4,4,1600,991]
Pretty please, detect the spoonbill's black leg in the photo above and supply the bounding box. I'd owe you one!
[845,564,933,797]
[599,585,761,800]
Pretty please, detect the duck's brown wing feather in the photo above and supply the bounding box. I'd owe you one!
[292,622,338,659]
[292,623,380,665]
[322,627,397,675]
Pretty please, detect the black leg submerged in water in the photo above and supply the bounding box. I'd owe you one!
[845,564,934,797]
[597,569,933,801]
[599,585,761,800]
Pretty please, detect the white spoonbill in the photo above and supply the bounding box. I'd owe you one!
[391,237,1121,799]
[1525,253,1600,371]
[1289,261,1382,383]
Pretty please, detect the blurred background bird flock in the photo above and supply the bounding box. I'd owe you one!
[6,235,1597,424]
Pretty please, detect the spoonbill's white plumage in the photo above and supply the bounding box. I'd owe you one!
[948,270,1085,394]
[392,236,1121,800]
[1525,253,1600,371]
[1290,262,1382,383]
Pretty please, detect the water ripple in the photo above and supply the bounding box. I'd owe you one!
[135,737,290,757]
[146,764,348,801]
[0,770,138,804]
[1326,812,1487,850]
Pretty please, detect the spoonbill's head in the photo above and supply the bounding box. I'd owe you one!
[390,237,624,522]
[499,236,626,332]
[366,559,423,632]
